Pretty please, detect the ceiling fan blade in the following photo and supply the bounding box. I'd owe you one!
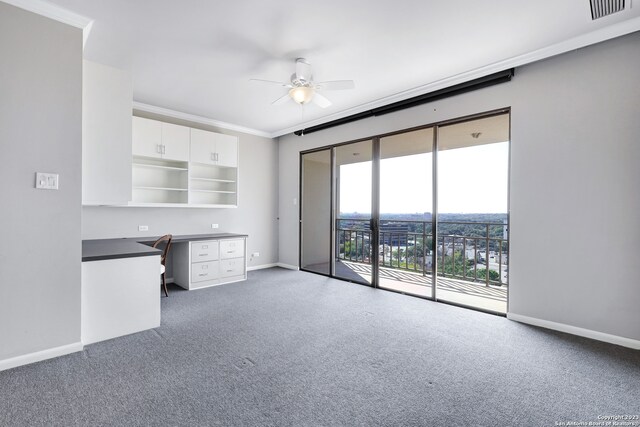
[312,92,332,108]
[295,58,312,82]
[315,80,355,91]
[250,78,292,88]
[271,93,292,106]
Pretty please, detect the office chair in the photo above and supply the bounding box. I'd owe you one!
[152,234,173,297]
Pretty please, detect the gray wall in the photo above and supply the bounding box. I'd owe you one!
[82,112,279,270]
[0,3,83,359]
[278,32,640,341]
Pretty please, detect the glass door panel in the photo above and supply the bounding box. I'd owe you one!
[334,140,373,285]
[301,149,332,274]
[379,128,434,297]
[436,113,510,313]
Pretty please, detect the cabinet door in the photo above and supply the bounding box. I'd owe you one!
[82,60,132,205]
[190,128,216,165]
[191,240,219,262]
[214,134,238,167]
[220,258,245,278]
[191,261,219,283]
[220,239,245,259]
[132,117,162,159]
[161,122,190,162]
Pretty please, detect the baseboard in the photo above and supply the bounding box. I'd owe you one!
[507,313,640,350]
[0,342,84,372]
[276,263,299,270]
[247,263,278,271]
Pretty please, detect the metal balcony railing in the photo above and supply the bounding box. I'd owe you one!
[336,218,509,287]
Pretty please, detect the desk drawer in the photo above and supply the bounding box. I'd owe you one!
[220,258,245,278]
[220,239,245,259]
[191,261,219,283]
[192,240,218,262]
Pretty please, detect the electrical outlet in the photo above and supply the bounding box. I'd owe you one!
[138,225,149,231]
[211,224,219,229]
[252,252,260,257]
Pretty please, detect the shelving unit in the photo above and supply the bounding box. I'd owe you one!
[189,163,237,206]
[131,156,189,204]
[130,116,239,208]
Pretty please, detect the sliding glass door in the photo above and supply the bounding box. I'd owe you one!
[378,128,434,298]
[334,140,374,285]
[299,110,510,314]
[300,149,332,274]
[436,115,510,313]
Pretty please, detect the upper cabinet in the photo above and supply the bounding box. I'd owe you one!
[190,129,238,167]
[82,60,132,206]
[130,116,239,208]
[132,117,189,162]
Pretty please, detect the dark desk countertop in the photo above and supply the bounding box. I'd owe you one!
[82,233,248,262]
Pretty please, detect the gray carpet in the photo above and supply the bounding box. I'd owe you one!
[1,268,638,426]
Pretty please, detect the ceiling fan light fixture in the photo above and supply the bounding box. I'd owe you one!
[289,86,315,105]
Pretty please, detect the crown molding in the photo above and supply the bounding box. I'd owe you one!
[1,0,92,29]
[1,0,94,48]
[271,15,640,138]
[133,102,273,139]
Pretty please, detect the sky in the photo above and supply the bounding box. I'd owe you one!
[339,141,509,214]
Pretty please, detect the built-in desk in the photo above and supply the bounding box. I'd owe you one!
[81,233,247,345]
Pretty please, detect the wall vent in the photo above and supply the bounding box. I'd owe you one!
[590,0,625,20]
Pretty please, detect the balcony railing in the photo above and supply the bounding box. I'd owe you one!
[336,218,509,287]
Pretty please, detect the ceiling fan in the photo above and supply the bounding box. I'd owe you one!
[250,58,355,108]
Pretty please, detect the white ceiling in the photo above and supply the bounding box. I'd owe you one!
[21,0,640,137]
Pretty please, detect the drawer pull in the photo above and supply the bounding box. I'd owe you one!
[198,273,208,277]
[227,251,234,253]
[226,270,233,273]
[198,253,208,256]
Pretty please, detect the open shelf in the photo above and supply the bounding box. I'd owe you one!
[132,163,188,171]
[133,186,188,191]
[189,163,237,206]
[132,156,189,204]
[190,177,236,183]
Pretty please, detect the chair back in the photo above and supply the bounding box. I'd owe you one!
[152,234,173,265]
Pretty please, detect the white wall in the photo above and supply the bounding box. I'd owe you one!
[0,3,82,361]
[82,112,279,270]
[278,32,640,342]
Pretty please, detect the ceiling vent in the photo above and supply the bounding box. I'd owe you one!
[590,0,625,20]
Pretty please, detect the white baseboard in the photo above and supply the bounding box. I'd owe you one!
[0,342,84,372]
[276,263,299,270]
[507,313,640,350]
[247,263,278,271]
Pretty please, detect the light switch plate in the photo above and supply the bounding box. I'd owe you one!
[35,172,59,190]
[138,225,149,231]
[211,224,219,229]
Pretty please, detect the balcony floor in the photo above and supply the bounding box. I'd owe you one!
[334,260,507,313]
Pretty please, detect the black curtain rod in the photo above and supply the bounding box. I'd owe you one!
[294,68,514,136]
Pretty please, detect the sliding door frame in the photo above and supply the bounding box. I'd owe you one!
[299,107,511,312]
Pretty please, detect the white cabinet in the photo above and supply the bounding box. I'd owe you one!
[132,116,162,159]
[132,117,190,162]
[161,122,190,162]
[173,237,246,290]
[82,60,132,205]
[131,117,239,207]
[190,128,238,167]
